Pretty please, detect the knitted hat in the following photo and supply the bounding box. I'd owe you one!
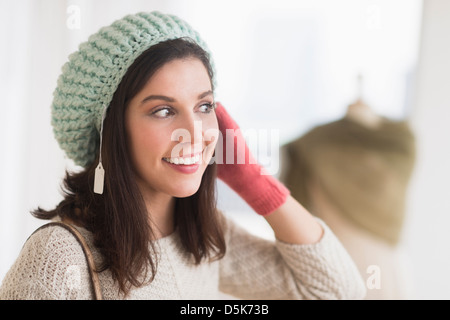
[51,11,215,169]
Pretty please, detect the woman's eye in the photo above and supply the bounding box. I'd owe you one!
[198,103,215,114]
[151,107,174,118]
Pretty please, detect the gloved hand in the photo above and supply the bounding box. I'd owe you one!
[214,102,290,216]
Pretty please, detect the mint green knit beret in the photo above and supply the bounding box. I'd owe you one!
[51,11,215,168]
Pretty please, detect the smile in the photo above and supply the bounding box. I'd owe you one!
[162,153,201,165]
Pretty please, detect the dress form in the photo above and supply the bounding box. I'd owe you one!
[345,74,382,129]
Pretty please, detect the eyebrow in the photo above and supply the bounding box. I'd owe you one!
[141,90,213,105]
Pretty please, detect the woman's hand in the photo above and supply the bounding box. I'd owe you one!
[215,102,323,244]
[214,102,290,216]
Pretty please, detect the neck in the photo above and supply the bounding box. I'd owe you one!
[345,99,382,129]
[142,191,176,239]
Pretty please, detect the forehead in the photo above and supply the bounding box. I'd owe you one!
[145,58,212,93]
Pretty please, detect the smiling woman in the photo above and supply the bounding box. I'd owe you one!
[29,38,225,295]
[126,57,218,200]
[0,11,366,300]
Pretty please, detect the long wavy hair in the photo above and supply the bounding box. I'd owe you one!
[32,38,226,296]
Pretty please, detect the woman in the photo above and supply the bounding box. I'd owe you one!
[0,11,365,299]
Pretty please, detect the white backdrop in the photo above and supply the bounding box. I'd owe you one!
[1,0,436,298]
[405,0,450,300]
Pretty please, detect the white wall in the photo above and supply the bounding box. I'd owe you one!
[404,0,450,300]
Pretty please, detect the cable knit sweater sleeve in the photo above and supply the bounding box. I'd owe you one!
[219,216,367,299]
[0,226,93,300]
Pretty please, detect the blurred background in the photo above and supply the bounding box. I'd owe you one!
[0,0,449,299]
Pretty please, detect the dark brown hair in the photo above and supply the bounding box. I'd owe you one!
[33,38,226,295]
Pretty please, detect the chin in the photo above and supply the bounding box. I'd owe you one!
[171,181,202,198]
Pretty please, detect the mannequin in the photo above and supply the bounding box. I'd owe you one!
[346,99,382,129]
[281,76,416,299]
[345,74,382,129]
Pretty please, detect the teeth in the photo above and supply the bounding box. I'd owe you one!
[163,154,200,165]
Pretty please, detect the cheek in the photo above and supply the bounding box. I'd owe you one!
[128,122,171,162]
[202,115,219,160]
[202,114,219,145]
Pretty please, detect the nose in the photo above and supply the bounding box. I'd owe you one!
[171,113,204,156]
[183,113,203,147]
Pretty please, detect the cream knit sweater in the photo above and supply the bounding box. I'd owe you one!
[0,215,366,300]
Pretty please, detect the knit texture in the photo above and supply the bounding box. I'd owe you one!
[281,117,416,245]
[0,215,366,300]
[215,103,290,216]
[51,11,215,167]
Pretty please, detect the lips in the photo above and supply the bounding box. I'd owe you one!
[162,152,203,174]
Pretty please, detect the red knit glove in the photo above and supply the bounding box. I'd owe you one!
[214,102,290,216]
